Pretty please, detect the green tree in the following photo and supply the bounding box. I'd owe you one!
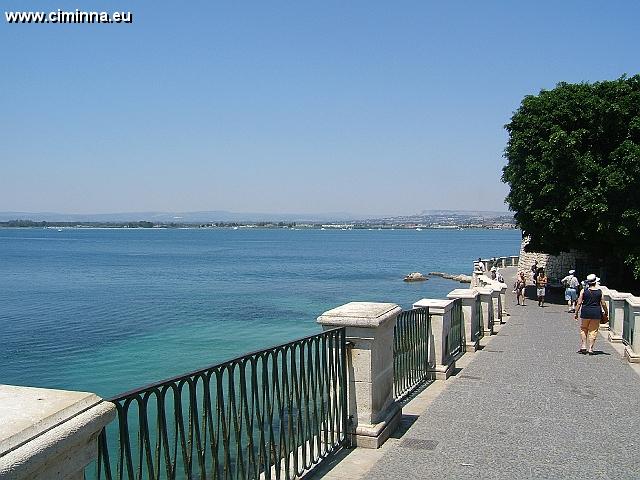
[502,75,640,279]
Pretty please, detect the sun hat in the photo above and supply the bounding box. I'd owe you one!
[586,273,597,284]
[569,269,575,274]
[490,266,497,271]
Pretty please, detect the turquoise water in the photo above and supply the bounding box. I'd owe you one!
[0,228,520,397]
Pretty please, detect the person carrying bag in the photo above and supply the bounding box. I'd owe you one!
[575,274,609,355]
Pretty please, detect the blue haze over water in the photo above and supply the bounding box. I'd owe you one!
[0,228,520,398]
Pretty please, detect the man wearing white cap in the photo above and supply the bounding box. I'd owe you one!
[561,269,580,313]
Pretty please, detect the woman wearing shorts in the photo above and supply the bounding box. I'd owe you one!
[575,273,608,355]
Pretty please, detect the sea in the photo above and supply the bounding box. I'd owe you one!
[0,227,521,398]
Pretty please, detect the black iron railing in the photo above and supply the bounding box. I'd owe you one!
[623,301,632,346]
[474,296,484,343]
[608,298,615,332]
[93,328,348,480]
[445,298,464,362]
[392,307,431,399]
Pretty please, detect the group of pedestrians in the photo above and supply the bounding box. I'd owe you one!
[514,262,609,356]
[514,260,549,307]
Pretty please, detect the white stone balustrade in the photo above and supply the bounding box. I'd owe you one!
[608,290,632,343]
[412,298,457,380]
[475,256,519,273]
[0,385,115,480]
[447,289,481,352]
[317,302,402,449]
[474,287,495,336]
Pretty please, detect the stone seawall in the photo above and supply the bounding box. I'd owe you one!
[516,237,590,283]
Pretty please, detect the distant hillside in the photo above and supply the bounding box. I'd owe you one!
[419,209,511,218]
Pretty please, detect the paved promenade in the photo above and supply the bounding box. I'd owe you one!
[360,268,640,479]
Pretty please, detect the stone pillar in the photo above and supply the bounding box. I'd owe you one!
[487,284,502,324]
[447,289,480,352]
[475,287,495,336]
[412,299,456,380]
[317,302,402,449]
[492,281,508,318]
[472,270,482,288]
[608,290,632,343]
[624,297,640,363]
[0,385,115,480]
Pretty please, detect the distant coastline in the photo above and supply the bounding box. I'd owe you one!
[0,209,516,230]
[0,219,516,230]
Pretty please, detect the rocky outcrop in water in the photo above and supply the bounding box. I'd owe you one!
[429,272,472,283]
[403,272,428,282]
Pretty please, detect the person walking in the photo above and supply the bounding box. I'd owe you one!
[531,260,539,284]
[515,271,527,306]
[536,268,548,307]
[561,269,580,313]
[575,273,608,355]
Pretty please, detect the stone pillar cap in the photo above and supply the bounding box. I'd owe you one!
[626,296,640,307]
[473,287,494,295]
[447,289,478,299]
[611,291,633,300]
[412,298,454,310]
[317,302,402,328]
[0,385,102,457]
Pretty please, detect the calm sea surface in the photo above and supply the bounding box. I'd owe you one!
[0,228,520,397]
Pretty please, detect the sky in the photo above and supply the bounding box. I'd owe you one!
[1,1,639,216]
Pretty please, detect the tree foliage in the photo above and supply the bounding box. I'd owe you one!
[502,75,640,278]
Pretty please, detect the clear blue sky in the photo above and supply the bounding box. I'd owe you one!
[1,1,638,215]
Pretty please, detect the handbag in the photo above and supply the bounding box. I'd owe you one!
[601,309,609,324]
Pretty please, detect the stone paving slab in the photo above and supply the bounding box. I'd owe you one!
[367,268,640,479]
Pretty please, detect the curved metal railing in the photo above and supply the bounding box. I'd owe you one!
[393,307,431,400]
[94,328,347,480]
[445,298,464,363]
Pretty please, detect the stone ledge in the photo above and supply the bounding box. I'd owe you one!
[0,386,103,457]
[0,400,115,480]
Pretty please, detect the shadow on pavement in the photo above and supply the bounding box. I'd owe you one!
[524,285,570,306]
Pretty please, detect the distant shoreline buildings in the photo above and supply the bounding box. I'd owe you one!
[0,212,517,230]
